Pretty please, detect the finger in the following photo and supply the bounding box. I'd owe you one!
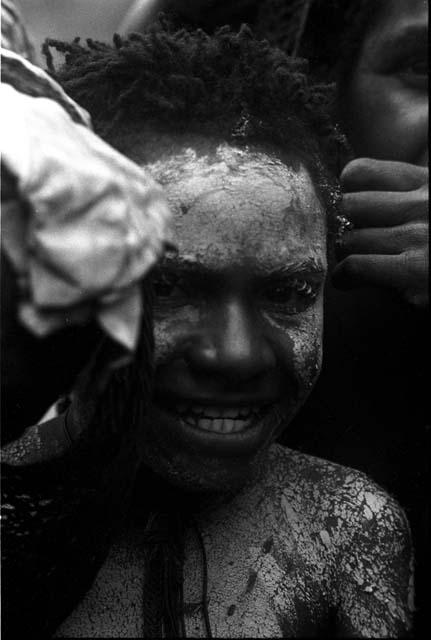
[332,254,404,291]
[332,251,428,295]
[342,188,428,227]
[336,223,428,258]
[341,158,428,193]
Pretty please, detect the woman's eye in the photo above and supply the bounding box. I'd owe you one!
[406,60,428,75]
[262,279,319,314]
[152,272,187,300]
[395,56,428,89]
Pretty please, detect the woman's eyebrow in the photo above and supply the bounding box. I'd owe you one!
[157,255,200,272]
[156,256,326,281]
[380,24,428,53]
[154,257,216,283]
[257,258,326,279]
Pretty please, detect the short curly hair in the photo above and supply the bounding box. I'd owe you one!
[160,1,377,87]
[45,21,346,235]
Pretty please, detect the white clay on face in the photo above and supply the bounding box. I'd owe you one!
[149,142,326,389]
[130,136,327,490]
[146,143,326,270]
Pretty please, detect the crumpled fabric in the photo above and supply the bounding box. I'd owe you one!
[1,47,92,126]
[1,0,36,63]
[1,52,173,352]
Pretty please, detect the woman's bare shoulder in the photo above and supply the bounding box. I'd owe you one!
[264,443,410,540]
[263,446,414,635]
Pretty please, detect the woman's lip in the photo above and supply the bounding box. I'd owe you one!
[147,399,283,458]
[164,403,266,433]
[153,392,280,408]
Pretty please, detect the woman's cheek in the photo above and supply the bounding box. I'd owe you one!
[398,93,428,166]
[262,300,323,394]
[153,305,200,366]
[373,87,427,162]
[292,313,323,395]
[345,73,427,163]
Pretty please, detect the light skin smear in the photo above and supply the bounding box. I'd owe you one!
[139,137,326,493]
[55,135,413,638]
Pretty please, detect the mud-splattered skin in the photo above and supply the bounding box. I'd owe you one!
[184,446,413,638]
[56,445,413,638]
[128,133,327,492]
[55,135,413,637]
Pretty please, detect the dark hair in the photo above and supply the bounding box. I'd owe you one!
[293,0,377,86]
[221,0,378,87]
[45,21,346,236]
[137,1,376,85]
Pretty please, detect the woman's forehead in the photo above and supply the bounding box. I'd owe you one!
[154,145,322,221]
[147,145,326,272]
[143,141,303,183]
[141,140,315,194]
[120,135,327,268]
[369,0,427,37]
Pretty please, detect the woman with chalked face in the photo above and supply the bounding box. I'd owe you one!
[42,23,414,638]
[132,1,428,635]
[1,2,423,638]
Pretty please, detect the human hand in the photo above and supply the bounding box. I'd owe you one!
[333,158,429,308]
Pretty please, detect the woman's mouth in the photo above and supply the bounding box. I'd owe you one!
[145,394,285,459]
[166,403,269,434]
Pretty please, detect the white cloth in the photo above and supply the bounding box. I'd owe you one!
[1,50,172,351]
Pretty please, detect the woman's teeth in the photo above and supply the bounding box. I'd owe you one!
[173,405,264,434]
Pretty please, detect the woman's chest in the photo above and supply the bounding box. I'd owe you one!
[182,516,333,637]
[55,505,335,637]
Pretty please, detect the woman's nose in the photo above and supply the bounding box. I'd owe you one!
[187,299,276,382]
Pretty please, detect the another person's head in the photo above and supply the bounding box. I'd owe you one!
[292,0,429,165]
[116,0,429,165]
[50,24,343,493]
